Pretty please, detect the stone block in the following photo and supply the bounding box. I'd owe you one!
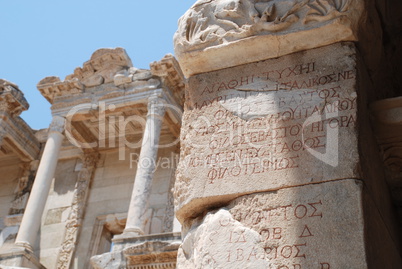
[44,207,70,225]
[175,42,360,221]
[4,215,23,227]
[178,179,367,268]
[174,0,366,76]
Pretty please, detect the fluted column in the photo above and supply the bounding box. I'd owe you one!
[15,116,65,251]
[123,95,166,235]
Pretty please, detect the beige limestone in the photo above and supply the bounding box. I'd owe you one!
[174,0,365,77]
[175,42,359,221]
[15,116,65,251]
[179,179,366,269]
[123,95,167,236]
[178,209,271,268]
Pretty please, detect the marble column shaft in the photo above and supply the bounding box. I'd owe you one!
[124,96,166,235]
[15,116,65,250]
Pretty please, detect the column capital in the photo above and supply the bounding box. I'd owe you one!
[49,116,66,134]
[147,95,166,117]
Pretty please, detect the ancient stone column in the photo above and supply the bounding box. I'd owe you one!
[15,116,65,251]
[123,95,166,236]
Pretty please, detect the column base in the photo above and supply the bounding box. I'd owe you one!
[13,241,33,253]
[114,227,144,240]
[0,245,45,269]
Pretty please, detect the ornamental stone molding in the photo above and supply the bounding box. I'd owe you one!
[56,152,100,269]
[37,48,134,103]
[0,79,29,117]
[174,0,367,76]
[150,54,185,106]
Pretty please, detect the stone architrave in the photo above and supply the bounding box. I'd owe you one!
[15,116,65,251]
[175,42,359,221]
[56,152,99,269]
[174,0,367,77]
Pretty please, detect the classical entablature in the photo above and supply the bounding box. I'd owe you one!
[0,79,40,163]
[37,48,185,149]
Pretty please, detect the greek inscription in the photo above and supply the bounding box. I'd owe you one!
[299,225,314,238]
[320,262,331,269]
[264,243,307,260]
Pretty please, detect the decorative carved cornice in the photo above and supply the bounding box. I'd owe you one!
[37,48,133,104]
[150,54,185,106]
[0,79,29,117]
[0,115,40,161]
[56,152,100,269]
[37,76,84,104]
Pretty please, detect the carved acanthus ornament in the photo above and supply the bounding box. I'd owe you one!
[37,76,84,103]
[56,152,100,269]
[0,79,29,116]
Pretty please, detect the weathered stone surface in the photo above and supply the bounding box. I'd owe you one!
[179,179,366,268]
[0,80,29,116]
[174,0,365,76]
[91,234,181,269]
[178,209,271,268]
[175,42,359,221]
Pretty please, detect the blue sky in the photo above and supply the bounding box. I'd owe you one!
[0,1,193,129]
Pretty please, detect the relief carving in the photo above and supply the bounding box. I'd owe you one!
[163,170,176,233]
[9,163,36,216]
[56,152,99,269]
[175,0,353,52]
[174,0,364,76]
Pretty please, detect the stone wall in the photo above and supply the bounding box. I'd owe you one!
[33,142,179,269]
[0,163,21,249]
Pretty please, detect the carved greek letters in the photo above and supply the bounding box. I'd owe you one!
[180,45,359,191]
